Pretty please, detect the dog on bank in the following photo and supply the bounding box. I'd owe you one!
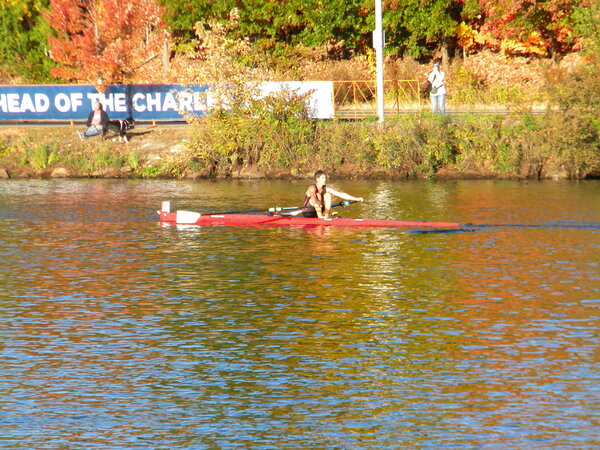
[105,118,135,142]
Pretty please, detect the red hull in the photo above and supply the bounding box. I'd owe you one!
[157,206,460,228]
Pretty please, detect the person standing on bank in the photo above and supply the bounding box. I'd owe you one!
[427,61,446,114]
[78,101,109,140]
[302,170,364,219]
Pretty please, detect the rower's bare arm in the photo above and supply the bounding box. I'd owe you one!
[328,187,363,202]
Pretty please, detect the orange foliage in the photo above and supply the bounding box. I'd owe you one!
[45,0,169,83]
[457,22,550,57]
[475,0,584,57]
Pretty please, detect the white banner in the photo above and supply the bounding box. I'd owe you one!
[258,81,334,120]
[0,81,335,121]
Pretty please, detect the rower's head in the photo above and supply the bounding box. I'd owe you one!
[314,170,327,185]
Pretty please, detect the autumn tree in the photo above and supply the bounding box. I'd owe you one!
[45,0,168,83]
[159,0,460,60]
[473,0,586,58]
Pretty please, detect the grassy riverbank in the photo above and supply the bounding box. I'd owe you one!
[1,112,599,180]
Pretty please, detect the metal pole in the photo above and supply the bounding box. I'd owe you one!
[374,0,384,123]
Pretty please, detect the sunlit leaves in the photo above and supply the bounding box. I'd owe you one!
[4,0,596,85]
[572,0,600,58]
[159,0,372,57]
[0,0,55,81]
[156,0,589,62]
[384,0,463,57]
[476,0,586,58]
[45,0,168,83]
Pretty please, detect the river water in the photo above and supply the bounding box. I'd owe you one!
[1,179,598,448]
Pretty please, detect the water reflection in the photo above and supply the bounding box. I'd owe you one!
[0,179,598,447]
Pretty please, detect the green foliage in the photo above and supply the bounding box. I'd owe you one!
[26,142,58,169]
[488,84,532,111]
[1,0,594,84]
[544,62,600,114]
[158,0,235,38]
[453,114,518,173]
[61,143,126,173]
[0,136,48,168]
[365,121,423,174]
[447,65,485,105]
[311,121,360,168]
[127,150,140,171]
[0,136,27,165]
[0,138,13,157]
[92,147,126,170]
[296,0,371,56]
[248,90,315,169]
[160,0,371,57]
[0,111,596,181]
[384,0,462,58]
[0,0,56,82]
[179,15,322,176]
[186,88,316,176]
[504,112,599,179]
[415,114,456,175]
[572,0,600,58]
[138,167,165,178]
[183,108,598,180]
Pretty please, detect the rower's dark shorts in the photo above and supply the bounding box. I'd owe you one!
[302,207,318,218]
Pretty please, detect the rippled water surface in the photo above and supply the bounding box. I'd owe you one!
[1,179,599,448]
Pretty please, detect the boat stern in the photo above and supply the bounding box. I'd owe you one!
[158,202,202,225]
[157,201,175,224]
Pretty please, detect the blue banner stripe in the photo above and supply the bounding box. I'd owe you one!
[0,84,210,121]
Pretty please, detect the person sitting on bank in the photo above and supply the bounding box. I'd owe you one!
[302,170,364,219]
[77,101,109,140]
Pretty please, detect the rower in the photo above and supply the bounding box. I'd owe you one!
[302,170,364,219]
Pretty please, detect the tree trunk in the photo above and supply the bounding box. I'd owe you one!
[162,38,170,72]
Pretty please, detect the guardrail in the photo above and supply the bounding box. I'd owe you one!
[2,80,545,123]
[333,80,424,118]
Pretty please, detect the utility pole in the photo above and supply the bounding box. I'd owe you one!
[374,0,384,123]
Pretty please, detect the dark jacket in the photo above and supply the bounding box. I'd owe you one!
[86,109,110,132]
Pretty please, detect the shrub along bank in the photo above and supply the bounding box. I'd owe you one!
[182,111,599,180]
[0,112,598,180]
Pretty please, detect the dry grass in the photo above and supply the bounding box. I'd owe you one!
[0,123,192,177]
[0,123,189,149]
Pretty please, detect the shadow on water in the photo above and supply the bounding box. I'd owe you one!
[409,221,600,234]
[471,221,600,230]
[408,227,478,235]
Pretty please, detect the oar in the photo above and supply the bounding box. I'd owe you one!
[212,200,357,215]
[212,205,303,215]
[274,200,358,217]
[270,200,357,213]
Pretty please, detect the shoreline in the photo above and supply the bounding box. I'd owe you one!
[1,123,598,181]
[3,164,595,182]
